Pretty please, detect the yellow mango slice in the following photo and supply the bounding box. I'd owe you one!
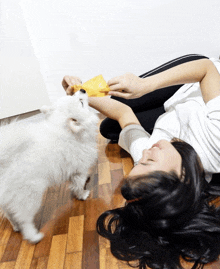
[72,75,110,97]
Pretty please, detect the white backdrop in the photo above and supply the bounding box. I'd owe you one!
[1,0,220,118]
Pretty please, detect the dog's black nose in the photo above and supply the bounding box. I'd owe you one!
[80,89,86,94]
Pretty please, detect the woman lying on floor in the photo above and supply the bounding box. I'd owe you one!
[62,54,220,269]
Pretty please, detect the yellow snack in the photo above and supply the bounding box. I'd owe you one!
[72,84,84,92]
[72,75,110,97]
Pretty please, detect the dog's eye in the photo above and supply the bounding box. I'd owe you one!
[72,118,77,122]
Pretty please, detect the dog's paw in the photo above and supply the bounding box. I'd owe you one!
[9,221,20,232]
[27,232,44,244]
[76,190,90,201]
[12,225,20,232]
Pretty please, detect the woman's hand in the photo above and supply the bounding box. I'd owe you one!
[62,76,82,95]
[107,72,147,99]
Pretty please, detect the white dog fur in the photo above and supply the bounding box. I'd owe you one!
[0,90,98,243]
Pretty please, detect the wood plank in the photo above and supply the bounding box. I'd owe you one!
[35,189,48,230]
[70,200,85,217]
[88,173,99,200]
[84,199,107,232]
[36,256,49,269]
[107,143,121,152]
[118,261,131,269]
[99,236,110,269]
[105,143,123,170]
[40,190,60,228]
[98,184,112,206]
[29,258,38,269]
[98,145,109,164]
[0,261,16,269]
[97,131,108,146]
[53,201,73,236]
[98,162,111,185]
[33,220,54,259]
[109,161,123,171]
[0,221,12,245]
[108,147,123,170]
[110,169,124,195]
[112,194,126,209]
[47,234,67,269]
[34,188,64,258]
[106,248,119,269]
[57,182,71,207]
[64,252,82,269]
[121,157,133,176]
[0,230,23,262]
[0,222,13,261]
[99,227,128,269]
[14,241,35,269]
[66,215,84,253]
[0,219,11,244]
[82,230,99,269]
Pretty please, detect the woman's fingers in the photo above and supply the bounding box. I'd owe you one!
[62,76,82,95]
[108,84,124,92]
[66,86,74,95]
[107,76,121,86]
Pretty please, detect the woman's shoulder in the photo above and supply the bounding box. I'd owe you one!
[118,124,150,150]
[118,124,150,163]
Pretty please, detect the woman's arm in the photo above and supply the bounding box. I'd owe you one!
[88,96,140,129]
[61,76,140,129]
[108,59,220,103]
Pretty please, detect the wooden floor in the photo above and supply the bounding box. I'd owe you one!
[0,116,220,269]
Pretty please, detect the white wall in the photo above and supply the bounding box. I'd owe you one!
[0,0,51,119]
[1,0,220,118]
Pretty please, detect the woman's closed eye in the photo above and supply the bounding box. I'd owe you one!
[140,159,154,165]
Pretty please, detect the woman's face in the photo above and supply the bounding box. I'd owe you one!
[129,140,182,177]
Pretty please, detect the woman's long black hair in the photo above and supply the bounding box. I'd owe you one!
[96,140,220,269]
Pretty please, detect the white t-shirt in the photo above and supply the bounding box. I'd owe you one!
[119,58,220,182]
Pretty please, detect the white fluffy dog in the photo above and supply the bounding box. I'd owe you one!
[0,90,98,243]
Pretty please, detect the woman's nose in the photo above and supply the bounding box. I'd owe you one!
[141,149,150,161]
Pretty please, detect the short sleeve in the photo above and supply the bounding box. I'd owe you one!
[206,58,220,120]
[118,124,150,164]
[206,95,220,120]
[205,95,220,157]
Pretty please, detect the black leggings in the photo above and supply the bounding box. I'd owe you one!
[100,54,209,141]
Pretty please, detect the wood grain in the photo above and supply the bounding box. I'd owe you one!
[47,234,67,269]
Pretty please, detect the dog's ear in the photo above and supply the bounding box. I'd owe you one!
[68,119,83,133]
[40,105,54,115]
